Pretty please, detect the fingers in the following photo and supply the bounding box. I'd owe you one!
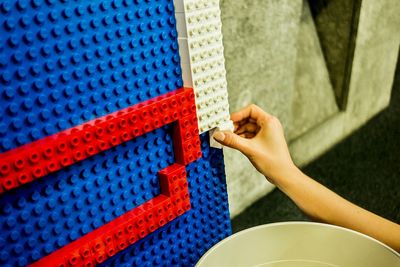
[212,131,250,154]
[230,104,271,123]
[233,118,257,130]
[236,122,259,135]
[233,121,240,131]
[238,132,256,138]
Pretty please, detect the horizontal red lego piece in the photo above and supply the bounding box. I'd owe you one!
[29,164,191,267]
[0,88,201,194]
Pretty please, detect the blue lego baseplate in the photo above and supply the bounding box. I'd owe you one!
[0,0,231,266]
[0,0,182,152]
[100,134,231,267]
[0,132,231,267]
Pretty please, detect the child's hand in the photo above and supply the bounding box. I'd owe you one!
[213,104,297,184]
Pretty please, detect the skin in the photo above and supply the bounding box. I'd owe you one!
[213,104,400,252]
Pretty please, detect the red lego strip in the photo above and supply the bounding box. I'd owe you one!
[6,88,200,267]
[0,88,201,194]
[29,164,191,267]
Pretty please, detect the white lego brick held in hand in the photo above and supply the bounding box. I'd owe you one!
[209,120,235,149]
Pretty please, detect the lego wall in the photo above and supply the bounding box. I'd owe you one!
[0,0,232,266]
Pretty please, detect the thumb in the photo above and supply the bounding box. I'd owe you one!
[213,131,250,154]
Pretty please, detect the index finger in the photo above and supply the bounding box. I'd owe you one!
[230,104,271,123]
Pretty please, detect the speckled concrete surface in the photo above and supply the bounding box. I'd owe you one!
[220,0,302,124]
[290,1,338,140]
[232,57,400,232]
[344,0,400,135]
[220,0,302,217]
[310,0,360,107]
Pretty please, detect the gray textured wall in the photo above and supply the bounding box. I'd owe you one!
[290,1,338,140]
[221,0,400,217]
[220,0,302,216]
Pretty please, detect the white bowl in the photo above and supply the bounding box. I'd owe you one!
[196,222,400,267]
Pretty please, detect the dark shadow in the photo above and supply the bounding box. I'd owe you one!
[232,52,400,233]
[308,0,362,110]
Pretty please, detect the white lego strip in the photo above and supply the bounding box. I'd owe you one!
[197,103,229,119]
[193,70,226,88]
[191,74,227,93]
[174,0,232,142]
[187,37,223,55]
[197,102,229,117]
[191,62,226,81]
[195,83,228,100]
[186,23,223,40]
[189,46,224,67]
[184,0,220,12]
[195,89,228,104]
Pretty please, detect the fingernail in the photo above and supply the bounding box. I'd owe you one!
[213,131,225,142]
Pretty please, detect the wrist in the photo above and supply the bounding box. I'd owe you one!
[269,163,303,190]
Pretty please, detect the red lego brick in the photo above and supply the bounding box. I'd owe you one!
[174,114,200,142]
[174,137,202,165]
[0,88,201,195]
[0,84,205,264]
[29,164,190,267]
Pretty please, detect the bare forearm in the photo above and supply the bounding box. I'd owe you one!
[275,167,400,252]
[213,105,400,251]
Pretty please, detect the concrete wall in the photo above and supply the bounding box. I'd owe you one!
[220,0,302,216]
[290,1,338,140]
[221,0,400,217]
